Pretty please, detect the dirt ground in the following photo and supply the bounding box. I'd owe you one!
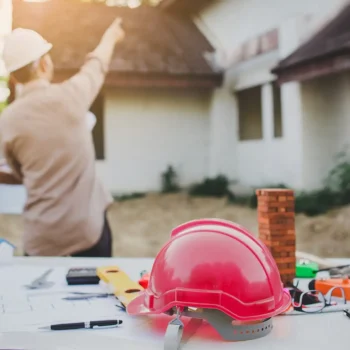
[2,192,350,258]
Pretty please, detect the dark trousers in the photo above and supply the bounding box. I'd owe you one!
[25,215,112,257]
[72,215,112,257]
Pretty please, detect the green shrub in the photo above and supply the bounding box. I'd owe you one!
[324,150,350,206]
[189,175,232,197]
[245,184,336,216]
[294,188,336,216]
[230,151,350,216]
[161,165,180,193]
[294,152,350,215]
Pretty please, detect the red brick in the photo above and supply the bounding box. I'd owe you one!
[260,201,294,208]
[266,237,296,246]
[281,274,295,286]
[258,223,295,230]
[260,235,295,242]
[269,245,295,252]
[258,213,295,223]
[274,256,296,264]
[261,229,295,237]
[280,264,296,272]
[279,251,288,258]
[258,219,295,227]
[285,238,296,246]
[279,268,296,275]
[281,273,295,280]
[266,238,295,245]
[260,239,280,247]
[258,233,269,241]
[257,189,294,196]
[258,212,295,219]
[258,217,295,225]
[258,196,294,203]
[257,196,278,202]
[257,205,278,213]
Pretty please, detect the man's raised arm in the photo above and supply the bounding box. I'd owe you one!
[61,17,125,112]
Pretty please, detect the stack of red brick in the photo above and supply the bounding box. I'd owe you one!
[256,189,296,286]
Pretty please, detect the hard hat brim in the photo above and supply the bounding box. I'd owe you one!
[7,42,53,73]
[127,289,292,320]
[127,293,154,315]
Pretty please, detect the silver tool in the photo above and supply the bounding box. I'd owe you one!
[25,268,54,290]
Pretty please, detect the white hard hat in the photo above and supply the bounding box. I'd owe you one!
[3,28,53,73]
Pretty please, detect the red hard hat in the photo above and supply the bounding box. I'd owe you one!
[128,218,290,322]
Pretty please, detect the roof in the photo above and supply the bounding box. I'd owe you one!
[11,0,222,88]
[272,3,350,83]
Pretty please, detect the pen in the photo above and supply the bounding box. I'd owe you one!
[39,319,123,331]
[62,293,114,300]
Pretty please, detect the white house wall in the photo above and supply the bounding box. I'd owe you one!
[96,88,211,195]
[301,72,350,190]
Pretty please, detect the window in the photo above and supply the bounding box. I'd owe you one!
[237,85,263,141]
[90,94,105,160]
[273,82,283,138]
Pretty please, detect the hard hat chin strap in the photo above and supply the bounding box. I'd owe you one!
[164,308,273,349]
[164,308,203,350]
[164,311,184,350]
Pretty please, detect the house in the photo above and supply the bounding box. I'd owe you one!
[6,0,350,197]
[271,3,350,190]
[184,0,350,191]
[10,0,222,195]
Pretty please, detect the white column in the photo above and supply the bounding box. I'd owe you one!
[262,83,273,141]
[280,82,305,189]
[208,87,238,179]
[276,17,306,189]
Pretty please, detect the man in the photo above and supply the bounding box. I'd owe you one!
[0,18,125,257]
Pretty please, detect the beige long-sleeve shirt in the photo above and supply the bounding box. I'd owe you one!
[0,55,113,256]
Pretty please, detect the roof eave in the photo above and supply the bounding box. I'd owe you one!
[272,52,350,84]
[54,70,223,89]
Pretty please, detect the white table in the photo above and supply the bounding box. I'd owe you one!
[1,257,350,350]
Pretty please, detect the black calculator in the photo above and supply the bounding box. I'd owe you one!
[66,267,100,285]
